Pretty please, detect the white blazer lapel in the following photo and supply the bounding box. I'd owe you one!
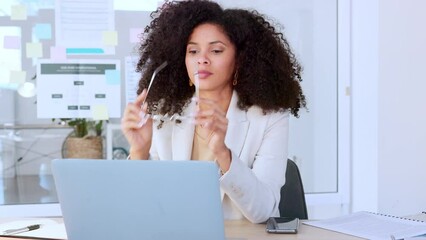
[225,92,249,158]
[172,100,196,161]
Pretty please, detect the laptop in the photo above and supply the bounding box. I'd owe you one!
[51,159,225,240]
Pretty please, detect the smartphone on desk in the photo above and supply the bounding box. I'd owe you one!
[266,217,299,234]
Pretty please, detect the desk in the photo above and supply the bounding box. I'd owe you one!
[225,220,361,240]
[0,218,361,240]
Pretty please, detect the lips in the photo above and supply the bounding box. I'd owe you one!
[196,70,212,79]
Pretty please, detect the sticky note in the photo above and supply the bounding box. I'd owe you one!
[129,28,143,43]
[9,71,26,84]
[11,5,27,20]
[26,42,43,58]
[34,23,52,40]
[92,105,109,120]
[50,46,66,60]
[66,48,104,54]
[102,31,118,46]
[105,69,120,85]
[3,36,21,49]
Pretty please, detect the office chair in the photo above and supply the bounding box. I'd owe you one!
[278,159,308,219]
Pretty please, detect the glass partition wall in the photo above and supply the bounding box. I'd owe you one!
[0,125,67,216]
[0,0,349,218]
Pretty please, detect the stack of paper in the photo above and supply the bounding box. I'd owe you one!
[304,211,426,240]
[0,218,67,240]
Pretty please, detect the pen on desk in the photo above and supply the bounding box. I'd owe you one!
[2,224,41,235]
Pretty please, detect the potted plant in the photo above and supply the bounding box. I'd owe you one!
[54,118,105,159]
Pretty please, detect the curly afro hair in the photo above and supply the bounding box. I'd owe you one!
[136,0,306,119]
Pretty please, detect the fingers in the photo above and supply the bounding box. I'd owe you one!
[196,110,227,131]
[123,103,141,121]
[192,97,228,133]
[134,89,148,107]
[193,97,226,116]
[122,89,152,128]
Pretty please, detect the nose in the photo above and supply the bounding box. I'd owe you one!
[197,54,210,65]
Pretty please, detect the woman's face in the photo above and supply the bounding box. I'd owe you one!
[185,23,236,94]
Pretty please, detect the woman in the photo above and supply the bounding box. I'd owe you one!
[121,0,305,223]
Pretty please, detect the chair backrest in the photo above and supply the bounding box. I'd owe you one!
[278,159,308,219]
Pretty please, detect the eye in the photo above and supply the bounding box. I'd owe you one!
[212,50,223,54]
[187,49,198,54]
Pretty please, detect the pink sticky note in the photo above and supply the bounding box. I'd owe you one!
[3,36,21,49]
[129,28,143,43]
[50,46,66,60]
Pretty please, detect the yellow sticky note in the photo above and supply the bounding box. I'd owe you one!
[92,105,109,120]
[102,31,118,46]
[9,70,26,84]
[11,5,27,20]
[26,42,43,58]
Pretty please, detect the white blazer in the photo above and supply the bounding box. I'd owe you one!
[149,91,289,223]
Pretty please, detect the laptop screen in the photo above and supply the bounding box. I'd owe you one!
[52,159,225,240]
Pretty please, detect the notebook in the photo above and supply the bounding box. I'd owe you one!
[51,159,225,240]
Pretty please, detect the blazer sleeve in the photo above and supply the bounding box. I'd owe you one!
[219,111,289,223]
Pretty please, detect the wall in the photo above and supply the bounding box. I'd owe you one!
[352,0,426,215]
[1,0,352,218]
[0,90,15,177]
[351,0,379,213]
[1,1,342,193]
[218,0,340,195]
[0,9,152,175]
[377,0,426,216]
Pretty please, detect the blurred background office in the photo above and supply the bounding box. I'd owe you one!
[0,0,425,219]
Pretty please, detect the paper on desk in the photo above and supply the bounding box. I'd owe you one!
[0,219,67,240]
[406,213,426,222]
[405,236,426,240]
[304,211,426,240]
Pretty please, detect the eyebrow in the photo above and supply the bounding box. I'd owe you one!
[187,40,227,46]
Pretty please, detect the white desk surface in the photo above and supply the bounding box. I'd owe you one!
[0,218,362,240]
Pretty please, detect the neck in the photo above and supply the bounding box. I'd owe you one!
[199,87,233,112]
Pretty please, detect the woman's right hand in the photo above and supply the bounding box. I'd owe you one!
[121,89,153,159]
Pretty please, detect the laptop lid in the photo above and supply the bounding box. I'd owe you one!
[52,159,225,240]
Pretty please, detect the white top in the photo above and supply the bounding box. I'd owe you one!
[149,91,289,223]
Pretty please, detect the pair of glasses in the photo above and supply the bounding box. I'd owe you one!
[138,62,197,127]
